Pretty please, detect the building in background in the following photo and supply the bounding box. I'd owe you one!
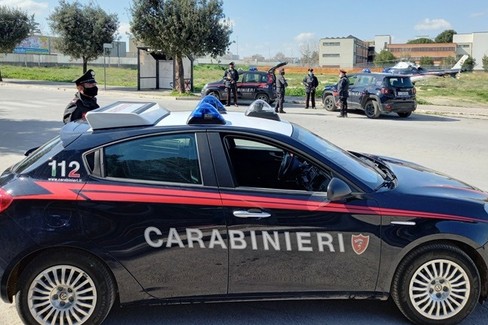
[373,35,391,54]
[386,43,457,66]
[3,32,487,70]
[453,31,488,69]
[1,35,130,67]
[318,35,369,69]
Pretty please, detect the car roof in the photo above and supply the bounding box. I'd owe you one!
[159,111,293,136]
[354,72,411,78]
[81,100,293,137]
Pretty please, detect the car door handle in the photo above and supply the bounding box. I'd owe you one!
[233,210,271,218]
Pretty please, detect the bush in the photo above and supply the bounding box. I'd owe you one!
[482,55,488,72]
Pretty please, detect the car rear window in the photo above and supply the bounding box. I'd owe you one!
[385,77,413,88]
[13,136,65,175]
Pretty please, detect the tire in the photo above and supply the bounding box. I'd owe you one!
[391,244,480,325]
[364,100,380,119]
[208,91,220,101]
[323,94,337,111]
[16,251,116,325]
[255,93,270,103]
[398,112,412,118]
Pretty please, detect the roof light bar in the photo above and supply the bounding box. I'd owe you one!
[85,101,170,130]
[199,95,227,113]
[245,99,281,121]
[187,101,226,125]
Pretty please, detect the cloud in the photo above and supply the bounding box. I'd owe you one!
[414,18,451,31]
[0,0,48,14]
[118,22,132,37]
[470,11,486,18]
[294,32,316,43]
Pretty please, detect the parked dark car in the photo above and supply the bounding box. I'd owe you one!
[321,72,417,118]
[201,62,287,104]
[1,98,487,325]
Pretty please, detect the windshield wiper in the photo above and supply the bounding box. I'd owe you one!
[351,152,397,190]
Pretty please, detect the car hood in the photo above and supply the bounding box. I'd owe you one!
[378,155,488,202]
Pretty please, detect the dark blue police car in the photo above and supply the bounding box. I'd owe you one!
[321,72,417,118]
[201,62,287,104]
[1,96,488,325]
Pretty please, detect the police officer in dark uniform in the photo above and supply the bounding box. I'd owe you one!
[337,69,349,118]
[63,69,100,124]
[303,68,319,109]
[223,62,239,107]
[274,68,288,113]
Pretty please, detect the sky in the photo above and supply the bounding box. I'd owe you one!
[2,0,488,59]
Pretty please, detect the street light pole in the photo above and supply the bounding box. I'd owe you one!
[103,43,113,91]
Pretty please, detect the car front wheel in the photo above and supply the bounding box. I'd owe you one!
[255,93,270,103]
[364,100,380,118]
[16,251,116,325]
[392,244,480,325]
[323,95,337,111]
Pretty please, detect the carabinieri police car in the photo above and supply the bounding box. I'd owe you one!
[1,96,488,325]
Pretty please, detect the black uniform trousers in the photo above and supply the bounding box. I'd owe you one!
[339,97,348,117]
[275,91,285,112]
[226,85,238,105]
[305,90,316,108]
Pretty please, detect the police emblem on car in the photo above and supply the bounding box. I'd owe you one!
[1,97,488,325]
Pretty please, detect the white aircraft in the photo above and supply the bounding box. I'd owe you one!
[383,54,469,82]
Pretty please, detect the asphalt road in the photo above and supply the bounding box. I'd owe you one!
[1,83,488,324]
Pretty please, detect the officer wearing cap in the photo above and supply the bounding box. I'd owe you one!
[274,68,287,114]
[223,62,239,107]
[337,69,349,118]
[63,69,100,123]
[303,68,319,109]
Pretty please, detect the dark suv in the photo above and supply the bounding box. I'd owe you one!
[201,62,287,104]
[321,73,417,118]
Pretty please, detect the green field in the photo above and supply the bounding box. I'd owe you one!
[1,64,488,106]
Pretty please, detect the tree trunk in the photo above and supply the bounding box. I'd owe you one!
[174,55,185,93]
[0,68,2,82]
[82,58,88,73]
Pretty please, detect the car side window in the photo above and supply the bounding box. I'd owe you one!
[348,75,357,86]
[243,73,259,83]
[103,133,201,184]
[224,136,331,191]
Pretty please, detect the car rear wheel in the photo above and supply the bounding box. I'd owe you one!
[392,244,480,325]
[255,93,270,103]
[16,251,116,325]
[364,100,380,118]
[323,95,337,111]
[398,112,412,118]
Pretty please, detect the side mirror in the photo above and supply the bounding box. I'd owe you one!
[327,178,352,201]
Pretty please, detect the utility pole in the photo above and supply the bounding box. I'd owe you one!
[103,43,113,91]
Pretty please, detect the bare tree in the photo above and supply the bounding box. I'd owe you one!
[299,41,319,67]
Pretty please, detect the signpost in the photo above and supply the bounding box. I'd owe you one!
[103,43,113,90]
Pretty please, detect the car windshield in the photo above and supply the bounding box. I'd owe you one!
[291,124,384,189]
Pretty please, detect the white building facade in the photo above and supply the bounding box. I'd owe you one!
[453,32,488,70]
[318,35,368,69]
